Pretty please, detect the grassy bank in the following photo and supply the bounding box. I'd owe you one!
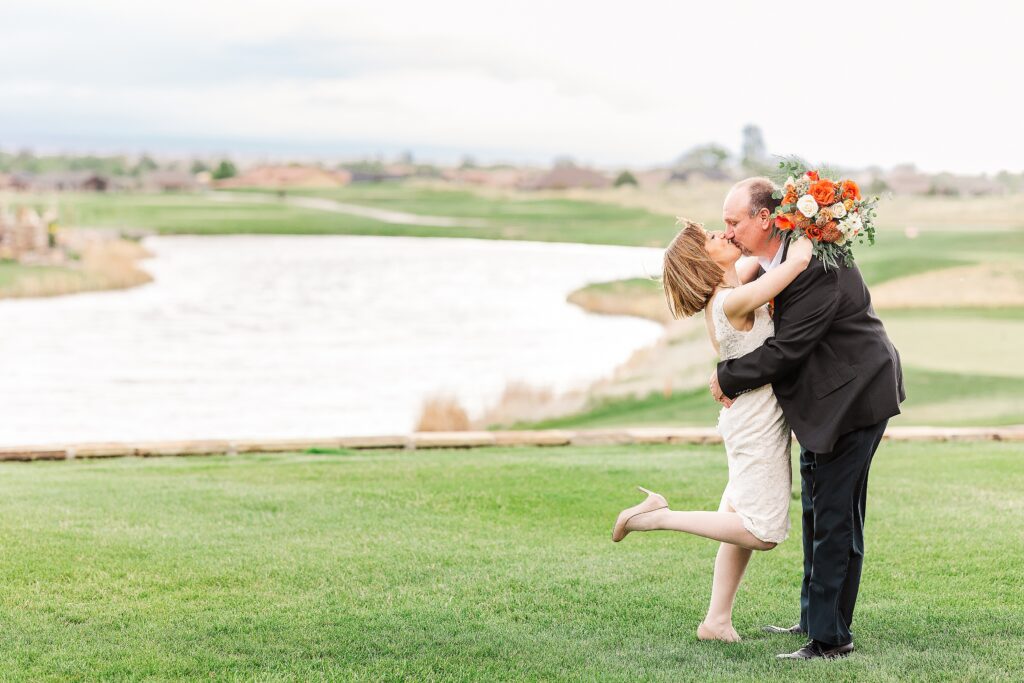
[0,240,152,300]
[504,366,1024,430]
[0,442,1019,680]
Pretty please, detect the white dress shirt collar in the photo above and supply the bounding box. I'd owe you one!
[758,241,785,272]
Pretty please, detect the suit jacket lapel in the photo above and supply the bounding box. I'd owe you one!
[772,238,792,327]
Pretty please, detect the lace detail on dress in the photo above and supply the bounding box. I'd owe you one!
[711,288,775,360]
[711,286,792,544]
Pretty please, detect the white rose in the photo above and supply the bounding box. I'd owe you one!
[840,213,863,237]
[829,202,847,219]
[797,194,819,218]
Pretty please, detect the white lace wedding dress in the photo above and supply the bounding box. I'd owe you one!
[711,288,792,543]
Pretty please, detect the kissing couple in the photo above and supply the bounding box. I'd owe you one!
[611,176,905,661]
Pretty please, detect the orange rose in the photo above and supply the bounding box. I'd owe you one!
[775,214,796,231]
[840,180,861,200]
[806,225,823,241]
[809,179,838,206]
[821,221,842,243]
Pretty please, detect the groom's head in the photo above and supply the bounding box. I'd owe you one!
[722,177,781,259]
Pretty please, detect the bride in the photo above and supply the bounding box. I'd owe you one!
[611,219,812,642]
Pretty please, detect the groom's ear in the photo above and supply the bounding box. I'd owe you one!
[758,207,772,230]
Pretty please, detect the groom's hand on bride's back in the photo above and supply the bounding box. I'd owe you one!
[709,371,733,408]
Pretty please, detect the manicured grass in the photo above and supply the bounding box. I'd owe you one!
[31,188,677,246]
[49,192,394,236]
[508,367,1024,430]
[883,307,1024,322]
[20,185,1024,258]
[884,316,1024,379]
[0,443,1019,680]
[850,229,1024,286]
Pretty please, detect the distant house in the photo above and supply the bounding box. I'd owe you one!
[952,175,1007,196]
[215,165,352,189]
[668,167,733,183]
[28,171,110,192]
[108,176,140,192]
[6,173,33,191]
[340,166,413,183]
[883,165,932,195]
[518,164,611,190]
[140,170,201,192]
[441,167,528,189]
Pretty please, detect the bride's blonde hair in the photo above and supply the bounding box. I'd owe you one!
[662,218,725,319]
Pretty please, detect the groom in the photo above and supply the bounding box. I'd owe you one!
[709,177,905,660]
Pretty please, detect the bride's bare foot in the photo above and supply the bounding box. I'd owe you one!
[611,487,669,542]
[697,620,741,643]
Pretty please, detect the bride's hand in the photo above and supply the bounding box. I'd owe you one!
[790,235,814,266]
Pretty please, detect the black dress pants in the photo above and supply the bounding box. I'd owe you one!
[798,418,888,646]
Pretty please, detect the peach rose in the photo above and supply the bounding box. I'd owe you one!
[810,179,838,207]
[840,180,861,201]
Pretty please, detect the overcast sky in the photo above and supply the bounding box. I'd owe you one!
[2,1,1021,173]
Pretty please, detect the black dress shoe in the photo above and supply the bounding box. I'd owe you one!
[777,640,854,660]
[762,623,806,635]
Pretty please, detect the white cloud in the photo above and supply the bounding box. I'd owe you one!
[2,0,1022,172]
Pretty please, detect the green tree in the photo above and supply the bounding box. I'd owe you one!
[867,177,891,195]
[212,160,238,180]
[133,154,159,176]
[614,170,638,187]
[675,144,730,173]
[741,124,768,172]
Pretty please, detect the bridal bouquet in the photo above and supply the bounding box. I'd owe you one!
[770,157,880,269]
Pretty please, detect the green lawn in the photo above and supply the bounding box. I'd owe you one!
[17,185,1024,258]
[24,188,677,246]
[506,366,1024,430]
[0,443,1019,681]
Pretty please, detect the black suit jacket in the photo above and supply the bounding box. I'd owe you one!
[717,240,906,453]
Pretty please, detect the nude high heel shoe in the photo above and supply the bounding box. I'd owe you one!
[611,486,669,542]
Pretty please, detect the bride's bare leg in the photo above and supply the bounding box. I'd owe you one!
[629,507,776,551]
[698,500,751,642]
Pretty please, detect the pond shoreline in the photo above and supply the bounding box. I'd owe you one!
[0,236,153,300]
